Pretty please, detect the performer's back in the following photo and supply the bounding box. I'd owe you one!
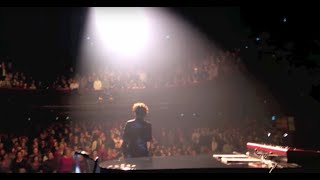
[122,119,152,158]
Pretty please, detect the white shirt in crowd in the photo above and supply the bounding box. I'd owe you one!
[93,80,102,90]
[70,82,79,90]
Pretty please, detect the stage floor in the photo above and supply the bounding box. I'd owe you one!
[98,154,319,173]
[99,154,256,172]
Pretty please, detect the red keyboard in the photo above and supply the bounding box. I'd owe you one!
[247,142,291,156]
[246,142,320,165]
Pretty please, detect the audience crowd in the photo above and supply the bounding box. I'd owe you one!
[0,49,243,92]
[0,118,282,173]
[0,30,301,173]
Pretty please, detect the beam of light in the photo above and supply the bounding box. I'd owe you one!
[77,8,259,131]
[92,7,151,61]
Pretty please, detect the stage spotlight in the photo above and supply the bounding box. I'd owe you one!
[93,7,151,59]
[56,117,59,120]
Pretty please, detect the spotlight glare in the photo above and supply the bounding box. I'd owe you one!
[93,7,151,59]
[283,133,288,137]
[267,132,271,137]
[56,117,59,120]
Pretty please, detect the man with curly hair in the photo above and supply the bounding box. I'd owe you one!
[122,102,152,158]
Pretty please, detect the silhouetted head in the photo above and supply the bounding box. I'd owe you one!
[48,152,54,160]
[132,102,149,120]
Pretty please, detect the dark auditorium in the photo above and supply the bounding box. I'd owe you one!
[0,7,319,173]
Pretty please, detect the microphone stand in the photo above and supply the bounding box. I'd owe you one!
[74,151,99,173]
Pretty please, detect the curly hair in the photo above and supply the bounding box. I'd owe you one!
[132,102,149,116]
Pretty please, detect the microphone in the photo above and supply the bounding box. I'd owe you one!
[74,150,99,162]
[74,151,90,158]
